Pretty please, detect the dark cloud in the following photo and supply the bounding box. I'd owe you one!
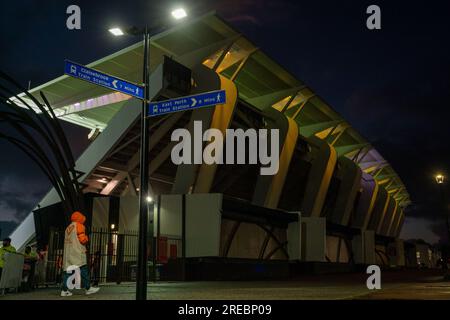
[0,174,49,223]
[401,215,449,245]
[429,219,449,244]
[0,221,18,240]
[400,217,441,244]
[226,14,261,26]
[343,79,450,144]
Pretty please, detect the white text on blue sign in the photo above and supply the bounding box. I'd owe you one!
[64,60,144,99]
[148,90,226,117]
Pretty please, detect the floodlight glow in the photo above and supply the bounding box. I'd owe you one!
[109,27,124,36]
[171,8,187,20]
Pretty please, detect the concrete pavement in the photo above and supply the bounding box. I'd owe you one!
[1,269,449,300]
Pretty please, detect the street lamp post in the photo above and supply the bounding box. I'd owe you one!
[108,8,187,300]
[136,25,150,301]
[109,25,151,299]
[435,174,449,278]
[435,174,448,240]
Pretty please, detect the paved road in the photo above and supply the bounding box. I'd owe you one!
[1,269,449,300]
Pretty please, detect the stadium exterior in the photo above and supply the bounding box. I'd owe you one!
[9,12,412,278]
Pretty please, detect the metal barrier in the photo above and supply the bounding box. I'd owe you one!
[0,252,24,294]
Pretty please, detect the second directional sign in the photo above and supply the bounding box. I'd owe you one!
[148,90,226,117]
[64,60,144,99]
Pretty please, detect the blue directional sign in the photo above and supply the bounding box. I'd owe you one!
[64,60,144,99]
[148,90,226,117]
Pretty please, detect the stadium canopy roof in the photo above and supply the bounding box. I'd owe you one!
[10,11,410,207]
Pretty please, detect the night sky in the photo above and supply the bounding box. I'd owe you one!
[1,0,449,243]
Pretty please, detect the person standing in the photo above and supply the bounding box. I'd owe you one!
[0,238,16,280]
[22,246,38,291]
[60,211,100,297]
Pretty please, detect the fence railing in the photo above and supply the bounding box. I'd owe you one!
[42,227,181,286]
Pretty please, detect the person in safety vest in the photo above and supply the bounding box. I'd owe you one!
[60,211,100,297]
[0,237,16,280]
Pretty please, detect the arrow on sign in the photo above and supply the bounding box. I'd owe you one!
[148,89,226,117]
[64,60,144,99]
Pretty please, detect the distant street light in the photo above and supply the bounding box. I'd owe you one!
[108,8,188,301]
[436,174,445,184]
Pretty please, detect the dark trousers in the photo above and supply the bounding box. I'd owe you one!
[22,261,36,291]
[62,265,91,291]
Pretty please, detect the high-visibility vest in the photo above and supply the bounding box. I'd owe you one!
[24,251,38,260]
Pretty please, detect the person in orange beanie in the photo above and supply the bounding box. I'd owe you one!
[61,211,100,297]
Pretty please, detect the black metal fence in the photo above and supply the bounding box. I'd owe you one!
[89,228,139,284]
[41,227,181,286]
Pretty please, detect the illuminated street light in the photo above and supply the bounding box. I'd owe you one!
[146,196,153,203]
[108,27,124,36]
[171,8,187,20]
[435,172,450,279]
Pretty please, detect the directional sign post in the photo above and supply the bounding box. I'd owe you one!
[148,89,226,117]
[64,60,144,99]
[64,57,227,300]
[64,58,147,299]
